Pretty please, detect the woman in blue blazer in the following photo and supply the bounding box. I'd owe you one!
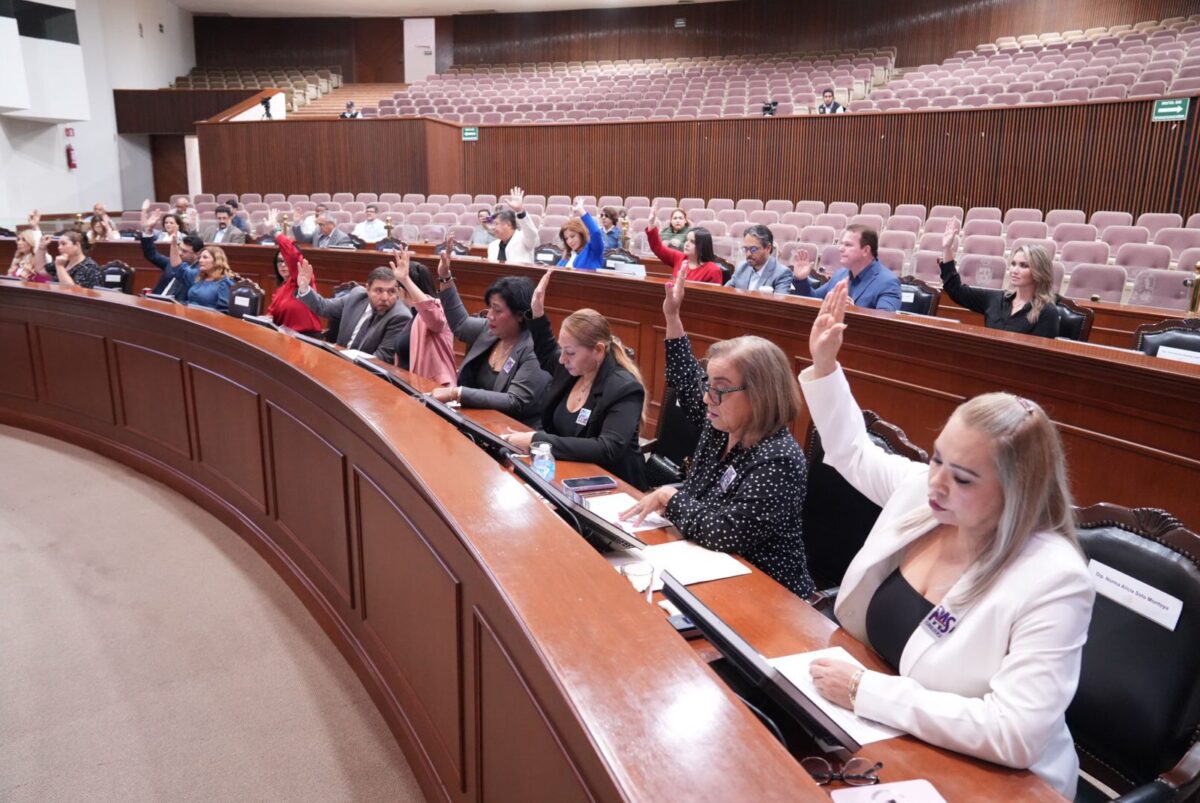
[556,198,606,270]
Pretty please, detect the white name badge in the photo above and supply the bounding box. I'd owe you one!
[234,296,251,308]
[502,356,516,374]
[575,407,592,426]
[104,274,121,284]
[921,605,959,640]
[1090,559,1182,631]
[719,466,737,491]
[901,289,916,303]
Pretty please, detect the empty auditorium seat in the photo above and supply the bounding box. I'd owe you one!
[963,219,1003,238]
[1101,225,1151,251]
[1045,209,1086,227]
[1090,210,1134,232]
[1154,227,1200,261]
[1060,241,1111,274]
[965,207,1002,222]
[1064,264,1127,302]
[1129,269,1193,310]
[958,254,1006,288]
[1115,243,1173,280]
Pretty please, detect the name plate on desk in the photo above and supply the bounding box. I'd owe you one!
[1156,345,1200,365]
[1090,559,1182,631]
[901,289,916,304]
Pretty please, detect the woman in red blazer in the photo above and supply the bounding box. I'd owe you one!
[645,225,725,284]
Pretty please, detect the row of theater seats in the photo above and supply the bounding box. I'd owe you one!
[172,66,342,111]
[370,48,894,121]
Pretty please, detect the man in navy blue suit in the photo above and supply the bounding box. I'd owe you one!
[790,224,901,311]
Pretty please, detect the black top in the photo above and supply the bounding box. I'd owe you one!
[938,259,1060,338]
[393,313,415,369]
[865,568,934,671]
[528,314,647,490]
[551,394,580,436]
[472,355,500,390]
[661,335,813,598]
[57,257,102,289]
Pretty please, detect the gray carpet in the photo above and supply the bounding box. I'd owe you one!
[0,425,425,803]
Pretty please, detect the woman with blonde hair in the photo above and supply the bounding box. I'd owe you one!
[504,270,647,488]
[622,268,813,596]
[938,219,1060,338]
[170,237,236,311]
[7,229,49,282]
[556,197,606,270]
[800,279,1092,797]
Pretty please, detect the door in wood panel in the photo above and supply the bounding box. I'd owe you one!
[36,327,114,424]
[0,320,37,400]
[267,402,353,608]
[114,341,191,459]
[188,364,266,512]
[353,18,406,83]
[151,135,188,204]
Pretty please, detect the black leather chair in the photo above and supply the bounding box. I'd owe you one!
[99,261,134,294]
[641,386,703,485]
[899,276,942,316]
[714,257,735,285]
[434,239,470,257]
[1056,295,1094,342]
[535,244,563,265]
[375,238,407,252]
[602,249,646,277]
[1069,504,1200,803]
[1133,318,1200,358]
[802,411,927,597]
[227,279,264,318]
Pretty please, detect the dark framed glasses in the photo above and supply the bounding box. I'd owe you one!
[699,379,747,406]
[800,756,882,786]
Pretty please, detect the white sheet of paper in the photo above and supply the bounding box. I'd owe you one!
[605,539,751,592]
[584,491,670,533]
[1090,559,1183,631]
[831,779,946,802]
[1156,345,1200,365]
[769,647,904,745]
[340,348,373,361]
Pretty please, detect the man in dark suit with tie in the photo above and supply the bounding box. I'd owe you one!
[294,262,411,362]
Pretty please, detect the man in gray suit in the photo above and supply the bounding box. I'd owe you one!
[201,205,248,245]
[724,224,794,294]
[295,212,352,249]
[295,262,410,362]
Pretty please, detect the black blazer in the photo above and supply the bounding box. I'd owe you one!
[527,314,647,490]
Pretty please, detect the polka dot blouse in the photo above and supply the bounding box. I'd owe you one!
[662,335,814,598]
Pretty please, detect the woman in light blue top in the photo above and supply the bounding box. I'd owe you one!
[170,238,235,311]
[557,197,606,270]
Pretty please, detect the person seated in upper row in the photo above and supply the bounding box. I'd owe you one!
[138,209,204,302]
[87,215,121,245]
[726,225,794,294]
[294,260,411,362]
[791,224,901,311]
[226,199,251,234]
[599,206,624,251]
[646,222,725,284]
[388,250,458,387]
[622,268,814,597]
[470,210,497,247]
[557,198,606,270]
[352,204,388,244]
[659,208,693,250]
[340,101,362,119]
[504,271,648,489]
[310,212,353,249]
[36,230,102,289]
[802,280,1091,798]
[201,205,247,245]
[817,88,847,114]
[938,219,1060,338]
[294,203,328,241]
[430,247,550,426]
[488,187,540,265]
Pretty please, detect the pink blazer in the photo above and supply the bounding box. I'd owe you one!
[407,298,457,387]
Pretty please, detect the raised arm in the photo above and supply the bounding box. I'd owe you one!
[937,219,995,314]
[294,256,345,317]
[661,268,707,428]
[435,247,486,343]
[528,269,562,372]
[646,225,684,270]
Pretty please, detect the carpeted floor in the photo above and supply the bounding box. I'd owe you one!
[0,425,425,803]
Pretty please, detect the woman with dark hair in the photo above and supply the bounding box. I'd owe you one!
[599,206,623,250]
[556,198,606,270]
[646,224,725,284]
[266,231,324,334]
[429,249,551,425]
[38,230,102,288]
[939,220,1060,338]
[387,249,457,386]
[659,208,693,249]
[504,271,648,489]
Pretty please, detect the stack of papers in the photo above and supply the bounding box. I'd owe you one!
[769,647,903,745]
[583,492,670,533]
[606,540,751,591]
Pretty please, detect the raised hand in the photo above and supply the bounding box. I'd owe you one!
[390,251,413,285]
[507,186,525,214]
[297,257,314,291]
[664,265,687,318]
[808,278,849,378]
[437,240,453,279]
[531,268,551,319]
[572,197,585,217]
[942,218,961,262]
[29,209,41,229]
[792,246,814,281]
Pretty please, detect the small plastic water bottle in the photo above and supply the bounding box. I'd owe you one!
[532,442,556,482]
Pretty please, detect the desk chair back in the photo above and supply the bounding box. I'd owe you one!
[1055,295,1094,341]
[1134,318,1200,357]
[642,386,702,485]
[535,244,563,265]
[100,261,134,294]
[899,276,942,316]
[227,279,264,318]
[1069,504,1200,802]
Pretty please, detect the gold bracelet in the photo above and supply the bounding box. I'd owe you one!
[848,669,865,705]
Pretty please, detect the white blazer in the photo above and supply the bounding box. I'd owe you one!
[486,212,540,265]
[799,365,1094,798]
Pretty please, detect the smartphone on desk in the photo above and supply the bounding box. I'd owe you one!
[560,475,619,493]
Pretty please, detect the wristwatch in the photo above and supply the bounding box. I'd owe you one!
[438,274,455,284]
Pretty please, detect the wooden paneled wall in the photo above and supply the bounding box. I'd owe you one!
[113,89,258,135]
[196,97,1200,220]
[194,17,357,79]
[447,0,1200,68]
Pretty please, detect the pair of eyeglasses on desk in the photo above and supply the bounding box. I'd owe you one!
[801,756,883,786]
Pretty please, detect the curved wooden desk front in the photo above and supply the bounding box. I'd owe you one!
[0,282,820,803]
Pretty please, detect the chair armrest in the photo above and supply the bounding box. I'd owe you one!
[639,437,658,453]
[1158,738,1200,801]
[806,586,840,611]
[1112,779,1178,803]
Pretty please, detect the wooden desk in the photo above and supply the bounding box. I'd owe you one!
[373,361,1065,801]
[3,239,1197,531]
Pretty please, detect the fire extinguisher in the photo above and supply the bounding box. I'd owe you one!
[66,144,77,170]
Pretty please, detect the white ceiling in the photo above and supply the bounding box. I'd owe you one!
[171,0,720,17]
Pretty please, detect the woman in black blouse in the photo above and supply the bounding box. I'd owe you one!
[621,268,814,597]
[939,219,1060,338]
[36,230,103,289]
[503,270,648,489]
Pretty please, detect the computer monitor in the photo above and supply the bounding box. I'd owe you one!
[290,331,349,359]
[422,394,517,458]
[660,571,860,760]
[506,454,646,552]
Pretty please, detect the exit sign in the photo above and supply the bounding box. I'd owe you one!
[1152,98,1189,122]
[462,126,479,141]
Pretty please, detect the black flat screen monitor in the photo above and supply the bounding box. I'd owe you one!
[506,454,646,552]
[242,314,280,331]
[660,571,860,759]
[143,292,178,303]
